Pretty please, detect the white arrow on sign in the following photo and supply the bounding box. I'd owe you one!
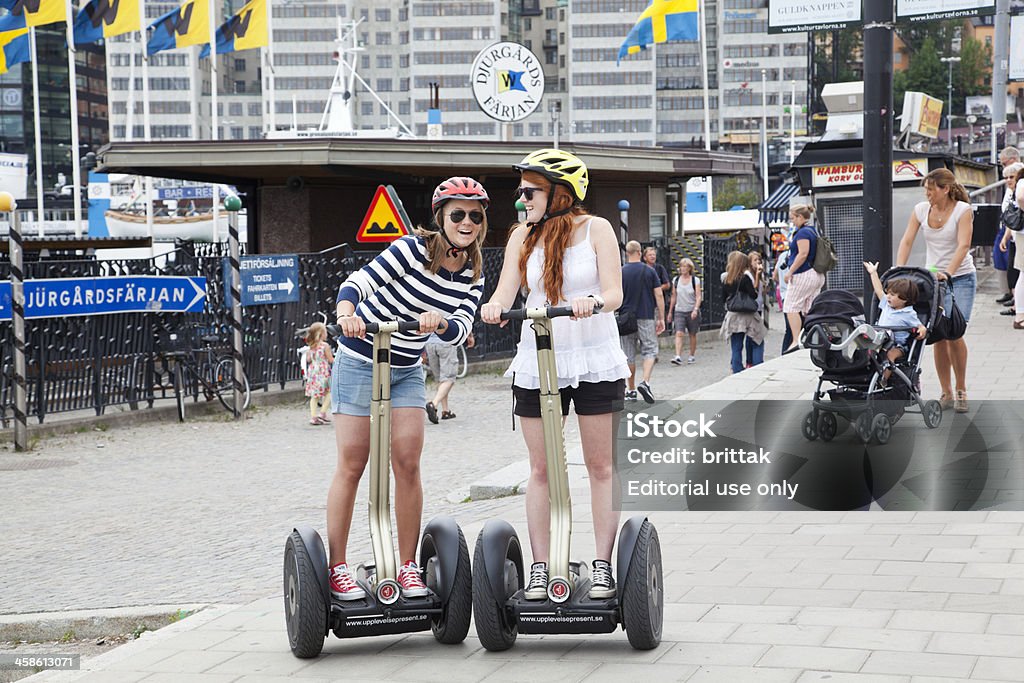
[277,278,295,295]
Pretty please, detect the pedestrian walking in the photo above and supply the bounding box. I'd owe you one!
[669,257,701,365]
[620,240,666,402]
[996,147,1021,309]
[997,165,1024,330]
[719,251,766,374]
[897,168,975,413]
[782,205,825,353]
[423,331,475,423]
[480,148,628,600]
[327,176,488,601]
[303,322,334,425]
[745,250,767,367]
[644,246,672,330]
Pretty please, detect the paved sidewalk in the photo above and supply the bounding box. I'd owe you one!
[9,265,1024,681]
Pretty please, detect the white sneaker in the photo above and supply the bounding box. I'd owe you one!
[687,356,696,364]
[524,562,548,600]
[670,356,684,365]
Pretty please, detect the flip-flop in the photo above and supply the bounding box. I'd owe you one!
[425,402,439,424]
[441,411,456,420]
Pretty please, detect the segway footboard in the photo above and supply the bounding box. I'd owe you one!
[512,592,620,635]
[330,596,440,639]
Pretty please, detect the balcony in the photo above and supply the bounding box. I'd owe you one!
[519,0,542,16]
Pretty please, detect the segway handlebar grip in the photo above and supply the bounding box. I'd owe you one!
[500,303,601,321]
[328,320,437,336]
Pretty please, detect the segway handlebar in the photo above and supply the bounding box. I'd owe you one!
[499,302,603,321]
[326,320,436,337]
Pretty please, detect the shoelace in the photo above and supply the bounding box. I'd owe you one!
[399,564,426,588]
[591,563,612,587]
[528,564,548,588]
[331,566,358,590]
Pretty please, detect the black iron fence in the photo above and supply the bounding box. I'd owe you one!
[1,242,520,425]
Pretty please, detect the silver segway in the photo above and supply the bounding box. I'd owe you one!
[284,320,472,657]
[472,305,663,651]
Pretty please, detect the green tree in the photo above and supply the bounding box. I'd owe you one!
[955,36,992,110]
[713,178,761,211]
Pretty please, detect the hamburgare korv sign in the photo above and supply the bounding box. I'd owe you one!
[471,42,544,123]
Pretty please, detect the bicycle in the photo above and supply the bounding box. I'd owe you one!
[164,329,251,421]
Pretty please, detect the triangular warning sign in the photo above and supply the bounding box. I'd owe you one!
[356,185,412,243]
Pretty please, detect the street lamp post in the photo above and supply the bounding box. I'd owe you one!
[940,56,960,150]
[761,68,768,199]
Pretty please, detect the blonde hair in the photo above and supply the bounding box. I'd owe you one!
[516,170,588,304]
[305,322,327,346]
[677,257,695,276]
[789,204,815,221]
[1003,162,1024,178]
[923,168,970,204]
[724,251,749,286]
[414,204,489,283]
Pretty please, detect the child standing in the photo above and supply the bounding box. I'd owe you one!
[863,262,927,385]
[304,322,334,425]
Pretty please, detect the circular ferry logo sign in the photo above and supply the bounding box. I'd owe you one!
[471,42,545,123]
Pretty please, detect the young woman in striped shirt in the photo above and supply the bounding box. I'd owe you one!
[326,177,488,601]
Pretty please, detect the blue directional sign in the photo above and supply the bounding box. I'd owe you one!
[0,276,207,321]
[224,254,300,307]
[156,186,214,200]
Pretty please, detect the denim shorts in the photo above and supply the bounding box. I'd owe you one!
[330,352,426,417]
[942,271,976,323]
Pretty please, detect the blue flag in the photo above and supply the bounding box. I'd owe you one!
[0,12,30,75]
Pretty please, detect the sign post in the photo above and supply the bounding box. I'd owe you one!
[1,192,27,451]
[225,195,245,419]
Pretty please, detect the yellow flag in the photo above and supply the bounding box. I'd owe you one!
[18,0,68,27]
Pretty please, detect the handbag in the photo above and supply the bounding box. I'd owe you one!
[616,309,638,335]
[726,290,758,314]
[926,281,967,345]
[1002,203,1024,232]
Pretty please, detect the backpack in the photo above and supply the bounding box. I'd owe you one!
[812,230,839,274]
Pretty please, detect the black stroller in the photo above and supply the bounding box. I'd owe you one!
[798,266,944,445]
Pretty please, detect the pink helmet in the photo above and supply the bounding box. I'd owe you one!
[431,176,489,212]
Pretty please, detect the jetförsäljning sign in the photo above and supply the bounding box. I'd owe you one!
[225,254,300,306]
[0,276,207,320]
[471,42,544,123]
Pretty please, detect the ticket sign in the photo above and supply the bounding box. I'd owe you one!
[768,0,861,33]
[811,159,929,188]
[356,185,413,243]
[896,0,995,22]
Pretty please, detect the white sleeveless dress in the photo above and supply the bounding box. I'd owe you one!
[505,220,630,390]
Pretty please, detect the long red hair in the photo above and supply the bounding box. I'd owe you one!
[516,171,587,304]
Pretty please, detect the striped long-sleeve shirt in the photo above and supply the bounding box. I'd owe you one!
[336,235,484,366]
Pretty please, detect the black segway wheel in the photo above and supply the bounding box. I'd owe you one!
[817,412,838,442]
[429,527,473,644]
[872,413,892,445]
[923,400,943,429]
[622,519,663,650]
[472,531,518,651]
[283,531,326,658]
[800,411,818,441]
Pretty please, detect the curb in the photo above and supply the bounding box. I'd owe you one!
[0,604,209,644]
[468,459,530,500]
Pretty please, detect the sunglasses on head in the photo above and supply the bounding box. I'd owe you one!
[514,187,543,201]
[447,209,485,225]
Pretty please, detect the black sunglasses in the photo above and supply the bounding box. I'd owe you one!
[514,187,544,201]
[448,209,485,225]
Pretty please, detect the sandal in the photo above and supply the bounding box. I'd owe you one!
[954,390,968,414]
[425,401,439,424]
[441,411,456,420]
[309,418,321,426]
[315,415,331,425]
[938,393,953,410]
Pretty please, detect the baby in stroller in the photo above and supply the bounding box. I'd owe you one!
[798,266,943,444]
[862,261,927,387]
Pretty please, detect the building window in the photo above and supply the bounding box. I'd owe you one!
[375,8,390,21]
[234,81,246,93]
[376,32,391,45]
[377,55,393,69]
[377,79,393,92]
[234,59,246,71]
[229,103,243,116]
[361,102,373,115]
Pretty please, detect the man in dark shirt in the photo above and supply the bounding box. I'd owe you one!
[644,246,672,331]
[620,241,666,403]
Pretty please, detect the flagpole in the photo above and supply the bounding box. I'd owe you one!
[139,0,154,256]
[265,0,276,135]
[697,0,713,211]
[65,0,83,237]
[209,0,219,241]
[29,28,45,236]
[127,32,136,142]
[760,68,768,200]
[190,46,199,139]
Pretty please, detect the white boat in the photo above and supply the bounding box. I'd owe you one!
[104,209,230,242]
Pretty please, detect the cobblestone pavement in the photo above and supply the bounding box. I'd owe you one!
[1,322,783,615]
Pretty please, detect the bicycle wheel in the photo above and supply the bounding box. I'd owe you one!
[457,344,468,379]
[215,357,251,413]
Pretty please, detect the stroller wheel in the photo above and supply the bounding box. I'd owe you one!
[817,412,838,442]
[801,411,818,441]
[855,412,873,444]
[871,413,892,445]
[923,400,943,429]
